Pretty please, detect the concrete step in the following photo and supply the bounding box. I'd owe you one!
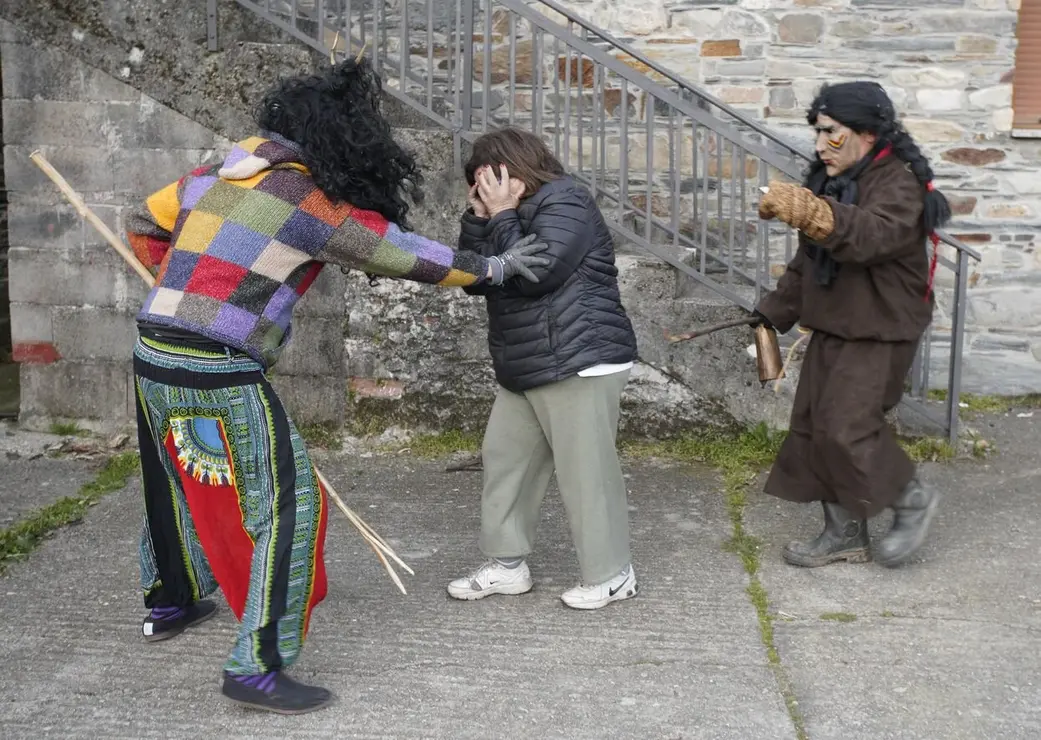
[614,255,796,431]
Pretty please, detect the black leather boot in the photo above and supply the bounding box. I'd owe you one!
[783,502,870,567]
[875,477,939,568]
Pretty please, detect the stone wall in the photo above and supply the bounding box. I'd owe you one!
[0,19,352,432]
[549,0,1041,393]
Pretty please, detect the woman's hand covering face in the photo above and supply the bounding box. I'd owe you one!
[476,164,524,217]
[467,183,490,218]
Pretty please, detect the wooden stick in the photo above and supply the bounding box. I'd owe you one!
[324,481,406,593]
[29,151,415,589]
[315,468,415,576]
[329,31,340,64]
[369,540,407,595]
[333,492,415,581]
[665,316,753,344]
[774,329,812,395]
[445,453,483,472]
[326,480,408,595]
[29,151,157,288]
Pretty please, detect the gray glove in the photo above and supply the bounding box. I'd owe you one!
[488,233,551,285]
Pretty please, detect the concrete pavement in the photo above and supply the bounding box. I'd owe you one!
[0,411,1038,739]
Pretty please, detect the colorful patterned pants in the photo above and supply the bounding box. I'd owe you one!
[133,336,328,676]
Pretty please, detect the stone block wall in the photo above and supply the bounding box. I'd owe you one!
[541,0,1041,393]
[0,19,350,431]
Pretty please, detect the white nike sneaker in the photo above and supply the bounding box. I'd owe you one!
[561,566,639,610]
[447,560,534,601]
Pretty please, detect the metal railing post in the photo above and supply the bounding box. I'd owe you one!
[207,0,219,52]
[947,249,970,444]
[461,0,476,134]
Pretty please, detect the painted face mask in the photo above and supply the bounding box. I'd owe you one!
[813,114,861,177]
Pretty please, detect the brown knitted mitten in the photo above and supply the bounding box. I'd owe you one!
[761,182,835,240]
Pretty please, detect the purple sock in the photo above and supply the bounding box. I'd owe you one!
[149,605,186,621]
[230,671,278,693]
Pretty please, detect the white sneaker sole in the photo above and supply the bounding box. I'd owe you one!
[561,581,639,610]
[447,579,534,601]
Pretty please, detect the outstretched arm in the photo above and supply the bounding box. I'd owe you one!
[318,206,494,287]
[759,177,923,265]
[318,206,547,288]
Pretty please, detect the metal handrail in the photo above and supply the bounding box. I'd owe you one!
[534,0,983,271]
[494,0,805,178]
[937,230,982,262]
[533,0,809,169]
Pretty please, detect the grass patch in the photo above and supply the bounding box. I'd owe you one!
[49,421,88,437]
[928,390,1041,416]
[0,452,140,575]
[345,414,390,439]
[626,423,805,739]
[623,423,786,576]
[403,429,482,458]
[299,422,343,450]
[898,436,956,463]
[881,610,896,618]
[820,612,857,623]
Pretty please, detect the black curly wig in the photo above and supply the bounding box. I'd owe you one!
[804,81,951,236]
[254,57,424,230]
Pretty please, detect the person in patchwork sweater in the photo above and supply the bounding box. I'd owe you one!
[125,57,548,716]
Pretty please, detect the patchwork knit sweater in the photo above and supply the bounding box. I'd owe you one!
[126,134,490,368]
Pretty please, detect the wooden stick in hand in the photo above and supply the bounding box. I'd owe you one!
[665,316,754,344]
[29,151,156,288]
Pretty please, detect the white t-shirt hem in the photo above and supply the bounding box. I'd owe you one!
[577,361,635,377]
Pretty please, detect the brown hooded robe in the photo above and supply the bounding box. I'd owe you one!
[756,154,933,519]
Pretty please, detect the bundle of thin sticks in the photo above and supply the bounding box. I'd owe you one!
[28,150,414,595]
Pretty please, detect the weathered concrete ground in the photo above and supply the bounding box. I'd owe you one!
[0,411,1038,739]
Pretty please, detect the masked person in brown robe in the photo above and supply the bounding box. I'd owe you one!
[752,81,952,569]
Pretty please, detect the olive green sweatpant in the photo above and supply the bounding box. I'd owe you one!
[478,370,632,585]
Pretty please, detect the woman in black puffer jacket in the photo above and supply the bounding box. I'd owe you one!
[446,128,640,611]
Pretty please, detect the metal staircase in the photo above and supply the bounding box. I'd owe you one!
[209,0,980,441]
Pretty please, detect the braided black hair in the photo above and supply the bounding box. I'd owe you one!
[805,81,951,234]
[254,56,424,231]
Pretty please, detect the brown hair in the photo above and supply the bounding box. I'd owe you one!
[464,127,566,198]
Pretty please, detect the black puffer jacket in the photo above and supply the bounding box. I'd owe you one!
[458,176,637,392]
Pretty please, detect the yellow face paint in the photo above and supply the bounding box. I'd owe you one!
[814,115,859,175]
